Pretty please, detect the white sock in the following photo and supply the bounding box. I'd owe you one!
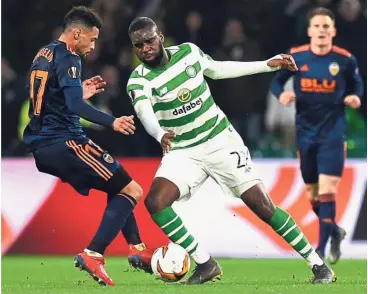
[190,244,210,264]
[84,248,103,257]
[306,250,324,268]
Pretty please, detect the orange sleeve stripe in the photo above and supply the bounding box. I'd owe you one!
[290,44,310,54]
[332,45,351,57]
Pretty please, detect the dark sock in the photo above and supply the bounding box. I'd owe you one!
[121,213,142,245]
[107,194,142,245]
[317,193,336,257]
[88,193,136,255]
[311,199,320,215]
[331,223,340,238]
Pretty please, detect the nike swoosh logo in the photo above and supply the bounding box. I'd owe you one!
[200,266,217,282]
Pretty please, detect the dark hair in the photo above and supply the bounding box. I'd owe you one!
[62,6,102,31]
[128,17,157,36]
[307,7,335,24]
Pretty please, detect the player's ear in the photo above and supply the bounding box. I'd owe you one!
[307,25,312,38]
[74,28,82,40]
[159,32,164,43]
[332,26,336,38]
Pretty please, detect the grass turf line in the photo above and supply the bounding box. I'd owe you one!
[2,256,366,294]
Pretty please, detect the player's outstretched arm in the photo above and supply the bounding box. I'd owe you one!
[133,98,168,144]
[112,115,136,135]
[64,86,114,125]
[203,54,297,80]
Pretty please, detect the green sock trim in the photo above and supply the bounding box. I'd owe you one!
[170,226,188,242]
[269,207,290,231]
[181,235,195,249]
[188,243,198,255]
[152,207,197,253]
[270,207,313,259]
[152,207,178,227]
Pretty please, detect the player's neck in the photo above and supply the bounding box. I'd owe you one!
[58,34,77,53]
[310,43,332,56]
[151,49,170,69]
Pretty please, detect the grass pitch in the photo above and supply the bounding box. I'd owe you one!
[2,256,366,294]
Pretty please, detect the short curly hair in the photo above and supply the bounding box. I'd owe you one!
[128,17,157,36]
[62,6,102,31]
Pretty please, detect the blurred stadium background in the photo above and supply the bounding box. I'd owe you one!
[2,0,366,264]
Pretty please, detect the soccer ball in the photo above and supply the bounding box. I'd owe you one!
[151,243,190,282]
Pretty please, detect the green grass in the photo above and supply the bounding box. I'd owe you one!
[2,256,366,294]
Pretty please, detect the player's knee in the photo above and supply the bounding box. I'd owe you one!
[305,184,318,202]
[240,183,276,222]
[144,178,179,215]
[144,195,160,215]
[318,185,338,195]
[119,181,144,203]
[318,175,340,195]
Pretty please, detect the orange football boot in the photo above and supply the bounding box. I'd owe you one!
[74,251,115,286]
[128,243,154,274]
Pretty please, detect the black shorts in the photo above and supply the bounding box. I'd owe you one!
[297,138,346,184]
[33,138,132,196]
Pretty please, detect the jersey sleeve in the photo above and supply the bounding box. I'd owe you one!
[55,53,82,88]
[126,72,150,107]
[345,55,364,97]
[270,50,294,98]
[186,42,213,71]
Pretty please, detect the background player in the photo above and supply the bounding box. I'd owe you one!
[271,7,363,263]
[23,6,153,286]
[127,17,336,285]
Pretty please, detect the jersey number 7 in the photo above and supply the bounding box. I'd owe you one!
[29,70,48,116]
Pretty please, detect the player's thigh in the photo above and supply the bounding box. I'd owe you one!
[297,141,318,185]
[35,139,132,196]
[206,131,261,197]
[317,139,345,178]
[318,174,341,195]
[154,150,208,201]
[317,139,344,194]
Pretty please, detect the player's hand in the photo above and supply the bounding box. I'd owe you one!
[267,54,298,71]
[344,95,361,109]
[113,115,135,135]
[279,91,296,105]
[161,131,176,154]
[82,75,106,100]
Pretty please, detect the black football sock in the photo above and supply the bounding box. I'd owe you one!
[88,193,136,255]
[107,194,142,245]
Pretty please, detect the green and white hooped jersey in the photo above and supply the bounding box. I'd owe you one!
[127,42,230,150]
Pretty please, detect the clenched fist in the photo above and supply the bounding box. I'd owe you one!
[344,95,361,109]
[279,91,296,106]
[267,54,298,72]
